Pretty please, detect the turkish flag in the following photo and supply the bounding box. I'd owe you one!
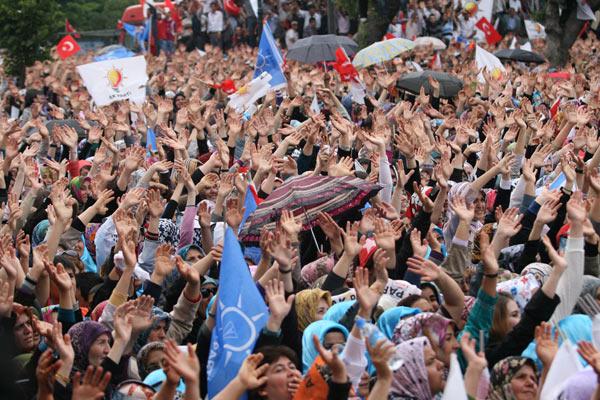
[475,17,502,45]
[56,35,81,60]
[332,47,358,82]
[65,19,80,39]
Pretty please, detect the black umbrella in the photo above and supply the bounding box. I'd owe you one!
[287,34,358,64]
[396,70,463,99]
[494,49,546,64]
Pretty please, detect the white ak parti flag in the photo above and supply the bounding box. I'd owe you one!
[228,71,272,113]
[475,45,506,83]
[77,56,148,106]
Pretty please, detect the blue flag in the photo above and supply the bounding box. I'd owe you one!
[239,184,258,234]
[207,228,268,398]
[146,128,157,155]
[123,22,148,51]
[253,23,287,90]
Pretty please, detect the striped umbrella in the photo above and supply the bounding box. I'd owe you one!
[352,38,415,69]
[238,175,382,244]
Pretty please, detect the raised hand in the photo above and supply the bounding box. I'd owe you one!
[0,277,14,317]
[45,262,72,291]
[225,197,244,230]
[374,218,395,251]
[72,366,112,400]
[341,221,364,257]
[313,334,347,383]
[460,332,487,370]
[536,197,561,225]
[129,296,155,334]
[267,230,295,271]
[449,195,474,222]
[406,256,441,282]
[409,228,428,258]
[154,244,176,278]
[237,353,269,390]
[265,279,294,324]
[164,340,200,384]
[366,338,395,380]
[495,207,523,238]
[578,341,600,375]
[535,322,558,367]
[280,210,301,239]
[541,236,567,274]
[354,267,384,318]
[567,191,587,223]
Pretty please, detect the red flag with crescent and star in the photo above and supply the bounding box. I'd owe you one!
[475,17,502,45]
[56,35,81,60]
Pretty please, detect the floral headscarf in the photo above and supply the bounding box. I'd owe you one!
[84,223,101,259]
[392,312,454,348]
[521,263,553,286]
[390,337,432,400]
[496,274,540,312]
[69,176,91,204]
[159,219,180,248]
[489,356,537,400]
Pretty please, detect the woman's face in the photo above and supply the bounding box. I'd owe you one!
[14,313,37,352]
[147,320,168,342]
[145,349,165,375]
[510,365,538,400]
[258,356,299,400]
[186,248,203,264]
[438,325,459,366]
[424,344,445,396]
[315,298,329,320]
[323,331,346,351]
[473,193,486,221]
[420,287,440,311]
[79,180,91,203]
[506,299,521,330]
[88,333,111,367]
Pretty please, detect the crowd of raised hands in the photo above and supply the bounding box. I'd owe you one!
[3,22,600,400]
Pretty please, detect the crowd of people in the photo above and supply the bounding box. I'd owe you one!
[2,0,600,398]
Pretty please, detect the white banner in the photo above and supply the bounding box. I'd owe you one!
[77,56,148,107]
[524,20,547,40]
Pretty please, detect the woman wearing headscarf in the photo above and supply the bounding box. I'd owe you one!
[69,175,92,207]
[390,337,445,400]
[295,288,332,332]
[392,312,458,367]
[488,356,539,400]
[301,320,349,373]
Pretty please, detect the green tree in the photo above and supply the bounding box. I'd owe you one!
[60,0,136,32]
[0,0,63,79]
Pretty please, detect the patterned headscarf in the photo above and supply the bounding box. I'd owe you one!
[137,341,166,379]
[84,223,101,259]
[497,274,540,312]
[133,307,171,354]
[521,263,553,286]
[68,321,112,373]
[392,312,454,348]
[69,176,91,204]
[295,289,332,332]
[489,356,537,400]
[159,219,180,248]
[390,337,433,400]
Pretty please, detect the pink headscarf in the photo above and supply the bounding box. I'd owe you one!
[391,337,433,400]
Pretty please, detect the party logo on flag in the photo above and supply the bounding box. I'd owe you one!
[56,35,81,60]
[77,55,148,106]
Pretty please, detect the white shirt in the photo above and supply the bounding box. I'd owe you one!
[509,0,522,10]
[207,10,224,33]
[299,10,321,29]
[458,14,476,37]
[285,28,298,49]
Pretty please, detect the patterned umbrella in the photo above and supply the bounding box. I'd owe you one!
[352,38,415,69]
[414,36,447,50]
[239,175,381,243]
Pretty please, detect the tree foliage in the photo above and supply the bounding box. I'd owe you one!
[59,0,137,32]
[0,0,63,77]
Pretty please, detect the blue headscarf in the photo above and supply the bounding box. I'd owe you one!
[302,320,349,372]
[80,234,97,273]
[377,306,421,340]
[323,301,355,323]
[32,220,50,247]
[522,314,592,369]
